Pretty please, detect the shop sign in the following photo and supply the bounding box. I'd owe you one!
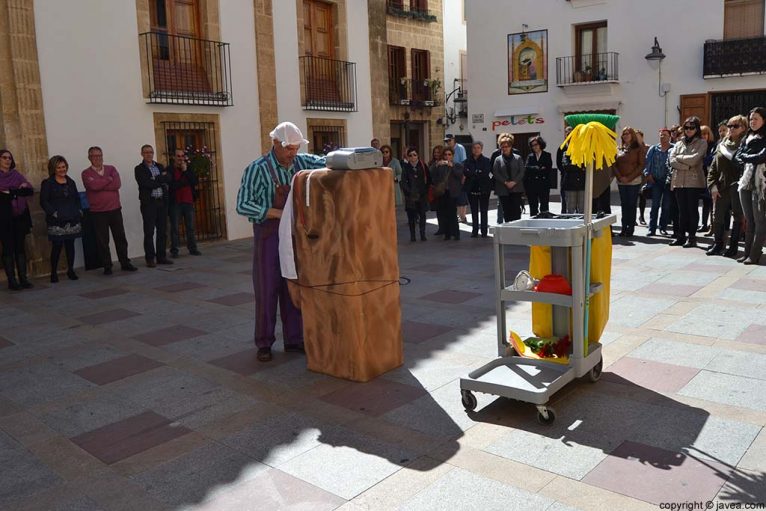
[492,115,545,130]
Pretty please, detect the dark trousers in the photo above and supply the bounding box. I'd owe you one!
[468,192,490,235]
[170,202,198,254]
[437,195,460,239]
[91,208,130,269]
[649,181,672,232]
[593,187,612,215]
[675,188,702,241]
[252,221,302,348]
[618,184,641,234]
[712,186,742,244]
[1,226,27,281]
[525,181,550,216]
[406,203,427,239]
[700,194,712,228]
[499,194,522,222]
[51,239,75,272]
[140,198,168,261]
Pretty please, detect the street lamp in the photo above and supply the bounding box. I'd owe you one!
[645,37,669,126]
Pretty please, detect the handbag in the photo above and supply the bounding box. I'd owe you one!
[261,157,291,236]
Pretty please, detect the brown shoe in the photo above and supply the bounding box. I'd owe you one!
[256,347,272,362]
[146,259,156,268]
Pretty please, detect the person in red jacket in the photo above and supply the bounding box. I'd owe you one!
[81,147,137,275]
[169,149,201,257]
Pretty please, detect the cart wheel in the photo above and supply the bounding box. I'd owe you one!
[588,357,603,383]
[536,407,556,425]
[461,390,477,412]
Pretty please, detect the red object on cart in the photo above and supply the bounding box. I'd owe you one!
[534,274,572,295]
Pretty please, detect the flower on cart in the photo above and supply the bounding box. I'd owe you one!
[522,334,571,359]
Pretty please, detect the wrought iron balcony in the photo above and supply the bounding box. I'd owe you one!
[555,52,619,86]
[386,1,438,22]
[704,36,766,78]
[139,32,233,106]
[388,78,438,107]
[299,56,357,112]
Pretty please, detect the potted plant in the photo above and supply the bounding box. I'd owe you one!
[583,65,593,82]
[184,146,214,179]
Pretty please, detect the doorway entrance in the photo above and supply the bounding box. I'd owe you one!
[391,121,427,161]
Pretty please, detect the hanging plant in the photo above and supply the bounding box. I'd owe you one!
[184,146,214,178]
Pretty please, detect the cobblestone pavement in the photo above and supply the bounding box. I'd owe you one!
[1,203,765,510]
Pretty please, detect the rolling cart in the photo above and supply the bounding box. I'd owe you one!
[459,215,615,424]
[459,113,620,425]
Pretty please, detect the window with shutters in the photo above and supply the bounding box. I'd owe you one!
[724,0,764,39]
[575,21,607,78]
[411,49,431,102]
[388,45,407,104]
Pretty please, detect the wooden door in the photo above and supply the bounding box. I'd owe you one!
[724,0,765,39]
[304,0,337,103]
[150,0,209,93]
[575,22,607,76]
[512,132,539,162]
[679,94,710,126]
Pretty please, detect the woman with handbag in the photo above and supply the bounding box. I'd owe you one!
[523,136,553,217]
[400,147,429,241]
[40,155,82,282]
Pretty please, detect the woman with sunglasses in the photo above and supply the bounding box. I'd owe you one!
[380,145,403,209]
[0,149,34,290]
[735,106,766,265]
[706,115,748,257]
[668,117,708,248]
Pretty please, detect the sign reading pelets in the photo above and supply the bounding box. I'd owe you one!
[492,115,545,130]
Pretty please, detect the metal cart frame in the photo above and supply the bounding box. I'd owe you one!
[459,215,616,424]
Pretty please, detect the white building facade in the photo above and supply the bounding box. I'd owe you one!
[28,0,373,270]
[442,0,468,138]
[466,0,766,170]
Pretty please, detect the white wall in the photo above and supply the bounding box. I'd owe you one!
[35,0,262,267]
[467,0,766,161]
[272,1,373,148]
[442,0,468,136]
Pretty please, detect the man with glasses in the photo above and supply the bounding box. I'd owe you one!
[644,128,673,236]
[135,144,173,267]
[236,122,326,362]
[400,147,429,241]
[81,147,137,274]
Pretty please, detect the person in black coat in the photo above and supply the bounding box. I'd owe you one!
[40,155,82,283]
[400,147,430,242]
[463,141,493,237]
[135,144,173,267]
[0,149,34,289]
[429,146,465,240]
[524,136,553,216]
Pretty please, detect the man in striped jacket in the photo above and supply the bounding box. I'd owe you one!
[236,122,326,362]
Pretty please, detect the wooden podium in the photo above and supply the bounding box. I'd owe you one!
[288,168,403,382]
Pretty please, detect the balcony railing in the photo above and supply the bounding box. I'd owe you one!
[704,36,766,78]
[139,32,233,106]
[388,78,438,107]
[386,2,438,22]
[555,52,619,86]
[299,56,357,112]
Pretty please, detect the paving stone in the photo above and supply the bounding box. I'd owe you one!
[132,325,208,347]
[666,303,758,340]
[0,336,15,349]
[38,391,147,438]
[0,362,94,407]
[401,320,454,344]
[602,357,700,394]
[0,430,61,508]
[77,308,141,325]
[399,467,555,511]
[279,428,416,500]
[79,287,130,299]
[319,379,427,417]
[608,295,676,328]
[679,370,766,412]
[129,442,267,508]
[70,411,191,465]
[582,440,729,505]
[626,338,720,369]
[75,354,165,385]
[704,350,766,381]
[154,281,207,293]
[419,289,483,304]
[206,292,254,306]
[734,324,766,346]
